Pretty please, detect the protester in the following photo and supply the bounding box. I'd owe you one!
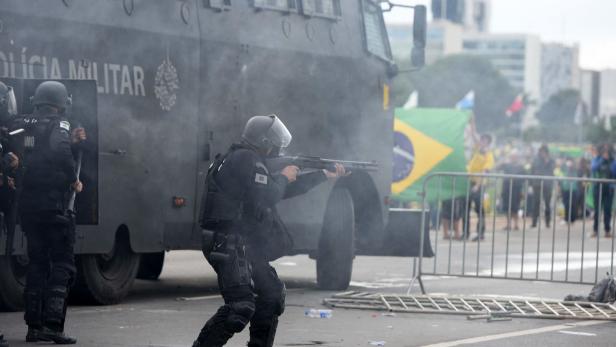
[559,157,580,225]
[530,144,555,228]
[577,157,592,219]
[590,144,616,238]
[499,150,526,230]
[441,198,463,240]
[465,134,495,241]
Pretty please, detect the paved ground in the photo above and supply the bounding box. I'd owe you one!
[1,238,615,347]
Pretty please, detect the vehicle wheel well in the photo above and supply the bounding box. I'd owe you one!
[115,224,135,253]
[336,172,384,252]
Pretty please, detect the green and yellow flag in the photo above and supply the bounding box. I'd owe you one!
[392,108,471,202]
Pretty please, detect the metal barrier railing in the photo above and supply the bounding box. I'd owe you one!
[413,172,616,293]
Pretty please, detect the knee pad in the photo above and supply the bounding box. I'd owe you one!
[51,261,77,288]
[225,300,255,333]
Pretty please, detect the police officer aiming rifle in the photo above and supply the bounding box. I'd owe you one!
[14,81,85,345]
[195,114,346,347]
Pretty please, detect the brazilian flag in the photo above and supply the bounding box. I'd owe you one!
[392,108,472,202]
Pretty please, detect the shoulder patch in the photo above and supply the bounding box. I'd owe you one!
[255,173,268,185]
[59,121,70,131]
[255,161,269,174]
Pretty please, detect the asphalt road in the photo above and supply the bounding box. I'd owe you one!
[1,238,615,347]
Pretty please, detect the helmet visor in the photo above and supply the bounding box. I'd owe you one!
[266,116,292,148]
[6,87,17,116]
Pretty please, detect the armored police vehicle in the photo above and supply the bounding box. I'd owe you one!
[0,0,426,310]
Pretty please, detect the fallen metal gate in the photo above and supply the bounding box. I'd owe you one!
[324,291,616,321]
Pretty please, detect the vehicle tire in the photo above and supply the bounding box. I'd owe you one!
[0,255,27,311]
[72,231,139,305]
[317,188,355,290]
[136,251,165,280]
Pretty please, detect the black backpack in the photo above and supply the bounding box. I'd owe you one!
[565,273,616,303]
[198,153,242,231]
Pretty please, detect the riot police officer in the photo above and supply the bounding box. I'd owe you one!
[16,81,83,344]
[0,81,19,253]
[194,114,346,347]
[0,80,18,347]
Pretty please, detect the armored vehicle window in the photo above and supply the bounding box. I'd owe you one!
[301,0,341,19]
[253,0,299,12]
[361,0,392,61]
[204,0,231,10]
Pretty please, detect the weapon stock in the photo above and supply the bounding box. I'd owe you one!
[266,155,379,173]
[67,150,83,213]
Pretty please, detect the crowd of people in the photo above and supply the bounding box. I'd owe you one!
[438,137,616,241]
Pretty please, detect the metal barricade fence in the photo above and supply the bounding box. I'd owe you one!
[414,172,616,293]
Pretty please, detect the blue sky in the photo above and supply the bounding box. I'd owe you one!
[384,0,616,70]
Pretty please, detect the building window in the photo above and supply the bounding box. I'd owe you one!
[301,0,341,19]
[253,0,299,13]
[463,41,478,49]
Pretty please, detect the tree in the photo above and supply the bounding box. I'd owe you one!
[391,55,517,133]
[536,89,580,125]
[535,89,581,142]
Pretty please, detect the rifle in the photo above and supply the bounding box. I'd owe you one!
[67,150,83,213]
[56,150,82,230]
[266,155,378,173]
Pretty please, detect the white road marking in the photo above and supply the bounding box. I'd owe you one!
[176,294,221,301]
[558,330,597,336]
[420,320,606,347]
[479,252,615,276]
[176,288,306,301]
[277,262,298,266]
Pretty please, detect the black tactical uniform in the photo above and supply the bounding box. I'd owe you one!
[0,80,15,347]
[16,81,78,345]
[0,81,18,256]
[195,115,328,347]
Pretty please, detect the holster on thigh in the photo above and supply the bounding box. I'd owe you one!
[218,235,251,289]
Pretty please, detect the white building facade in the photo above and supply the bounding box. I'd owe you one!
[541,43,580,102]
[461,33,542,103]
[425,20,464,65]
[580,69,601,118]
[600,69,616,119]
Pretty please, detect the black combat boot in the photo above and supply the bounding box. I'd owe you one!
[247,316,278,347]
[37,327,76,345]
[24,290,45,342]
[193,314,234,347]
[25,327,49,342]
[41,287,76,344]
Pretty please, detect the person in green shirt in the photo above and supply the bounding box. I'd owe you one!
[559,157,579,224]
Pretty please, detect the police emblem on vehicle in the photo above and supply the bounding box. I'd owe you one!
[154,55,179,111]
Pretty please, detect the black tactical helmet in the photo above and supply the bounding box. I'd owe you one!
[241,114,292,154]
[30,81,72,112]
[0,81,17,123]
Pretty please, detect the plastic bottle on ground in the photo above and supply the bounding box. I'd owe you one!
[304,308,333,318]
